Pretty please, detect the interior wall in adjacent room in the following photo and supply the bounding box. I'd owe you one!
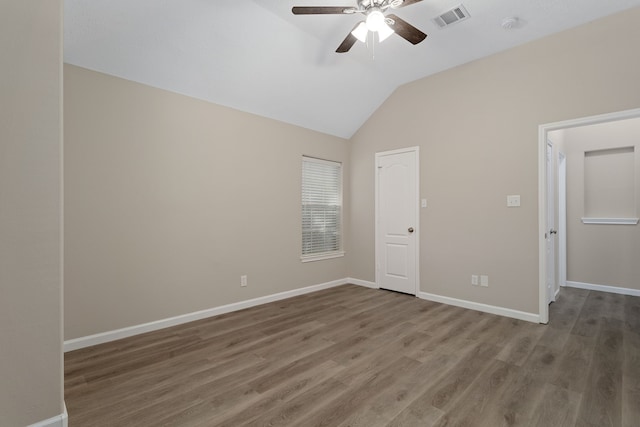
[560,117,640,291]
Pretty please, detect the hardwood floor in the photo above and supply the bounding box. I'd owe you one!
[65,285,640,426]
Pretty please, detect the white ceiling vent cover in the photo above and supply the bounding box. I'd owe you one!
[433,5,470,28]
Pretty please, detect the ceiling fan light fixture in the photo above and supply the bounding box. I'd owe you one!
[377,22,394,41]
[351,22,369,42]
[365,9,385,32]
[292,0,427,53]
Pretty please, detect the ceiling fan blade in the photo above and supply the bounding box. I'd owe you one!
[386,14,427,45]
[292,6,355,15]
[393,0,423,8]
[336,23,361,53]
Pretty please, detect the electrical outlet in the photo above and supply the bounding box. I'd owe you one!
[507,195,521,207]
[471,275,479,286]
[240,275,247,287]
[480,275,489,287]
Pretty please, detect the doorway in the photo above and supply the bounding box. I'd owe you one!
[538,107,640,323]
[375,147,420,295]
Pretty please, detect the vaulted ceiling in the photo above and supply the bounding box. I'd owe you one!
[64,0,640,138]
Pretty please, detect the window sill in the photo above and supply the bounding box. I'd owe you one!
[581,217,639,225]
[301,251,345,263]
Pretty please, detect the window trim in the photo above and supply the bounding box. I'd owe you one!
[300,250,345,263]
[581,217,639,225]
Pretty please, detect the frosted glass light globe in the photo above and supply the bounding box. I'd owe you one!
[366,10,385,32]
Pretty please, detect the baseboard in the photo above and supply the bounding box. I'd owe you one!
[28,404,67,427]
[565,281,640,297]
[345,278,377,288]
[555,287,561,300]
[64,279,348,352]
[64,277,545,352]
[418,291,540,323]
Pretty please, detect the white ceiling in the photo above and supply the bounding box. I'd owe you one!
[64,0,640,138]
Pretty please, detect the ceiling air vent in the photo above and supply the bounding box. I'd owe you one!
[433,5,470,28]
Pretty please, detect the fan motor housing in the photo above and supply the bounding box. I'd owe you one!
[359,0,384,8]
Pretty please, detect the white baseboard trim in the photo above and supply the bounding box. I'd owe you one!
[555,287,561,300]
[64,279,348,352]
[418,291,540,323]
[565,281,640,297]
[346,278,378,289]
[64,277,549,352]
[28,404,67,427]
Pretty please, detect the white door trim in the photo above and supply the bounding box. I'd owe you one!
[375,146,420,295]
[537,107,640,324]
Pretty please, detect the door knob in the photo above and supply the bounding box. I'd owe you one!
[408,227,414,233]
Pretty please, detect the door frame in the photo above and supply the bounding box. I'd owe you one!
[537,107,640,323]
[375,146,420,295]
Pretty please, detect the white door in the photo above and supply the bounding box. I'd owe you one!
[546,141,556,304]
[375,147,419,295]
[558,152,567,289]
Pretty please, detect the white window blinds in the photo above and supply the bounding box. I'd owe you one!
[302,156,343,259]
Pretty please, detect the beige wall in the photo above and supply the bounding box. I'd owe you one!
[64,65,349,339]
[0,1,64,425]
[560,117,640,290]
[348,8,640,314]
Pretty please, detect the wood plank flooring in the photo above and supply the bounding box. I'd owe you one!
[65,285,640,426]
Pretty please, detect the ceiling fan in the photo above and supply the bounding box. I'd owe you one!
[292,0,427,53]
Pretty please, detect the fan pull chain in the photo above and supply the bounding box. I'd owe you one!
[366,31,375,60]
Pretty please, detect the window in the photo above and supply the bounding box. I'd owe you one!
[301,156,344,261]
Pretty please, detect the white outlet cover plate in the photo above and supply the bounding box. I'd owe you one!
[507,195,521,207]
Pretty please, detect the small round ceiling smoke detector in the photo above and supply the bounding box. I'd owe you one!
[501,17,519,30]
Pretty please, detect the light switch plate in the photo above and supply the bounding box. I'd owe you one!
[421,199,427,208]
[507,195,521,207]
